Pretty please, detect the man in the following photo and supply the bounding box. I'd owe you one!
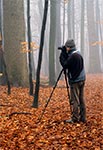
[59,39,86,123]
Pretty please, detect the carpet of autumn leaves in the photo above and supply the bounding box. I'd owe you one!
[0,74,103,150]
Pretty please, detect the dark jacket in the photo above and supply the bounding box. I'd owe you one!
[59,48,86,84]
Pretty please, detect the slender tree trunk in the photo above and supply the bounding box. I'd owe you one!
[67,0,72,38]
[95,0,103,72]
[0,0,1,32]
[80,0,85,56]
[0,46,3,73]
[32,0,48,108]
[0,1,10,92]
[27,0,33,95]
[71,0,75,39]
[63,1,66,44]
[67,0,75,39]
[49,0,56,86]
[38,0,49,77]
[0,47,11,94]
[0,0,2,73]
[87,0,101,73]
[55,0,62,78]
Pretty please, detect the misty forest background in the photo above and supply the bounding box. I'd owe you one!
[0,0,103,89]
[0,0,103,149]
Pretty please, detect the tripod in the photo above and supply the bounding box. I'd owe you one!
[38,68,72,122]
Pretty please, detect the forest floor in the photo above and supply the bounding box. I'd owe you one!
[0,74,103,150]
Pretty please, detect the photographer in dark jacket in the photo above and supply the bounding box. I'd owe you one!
[59,39,86,123]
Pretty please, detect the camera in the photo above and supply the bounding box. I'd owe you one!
[58,45,66,52]
[58,45,68,67]
[58,46,67,57]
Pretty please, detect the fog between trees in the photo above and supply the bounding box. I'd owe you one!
[0,0,103,86]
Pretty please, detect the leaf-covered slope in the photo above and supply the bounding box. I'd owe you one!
[0,74,103,150]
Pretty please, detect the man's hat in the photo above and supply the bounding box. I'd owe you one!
[65,39,75,48]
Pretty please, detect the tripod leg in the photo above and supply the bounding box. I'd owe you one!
[38,69,64,122]
[64,72,72,115]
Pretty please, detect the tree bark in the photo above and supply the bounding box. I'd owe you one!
[49,0,56,86]
[27,0,33,95]
[32,0,49,108]
[87,0,101,73]
[3,0,29,86]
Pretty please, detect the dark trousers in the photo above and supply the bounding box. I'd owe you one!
[70,81,86,122]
